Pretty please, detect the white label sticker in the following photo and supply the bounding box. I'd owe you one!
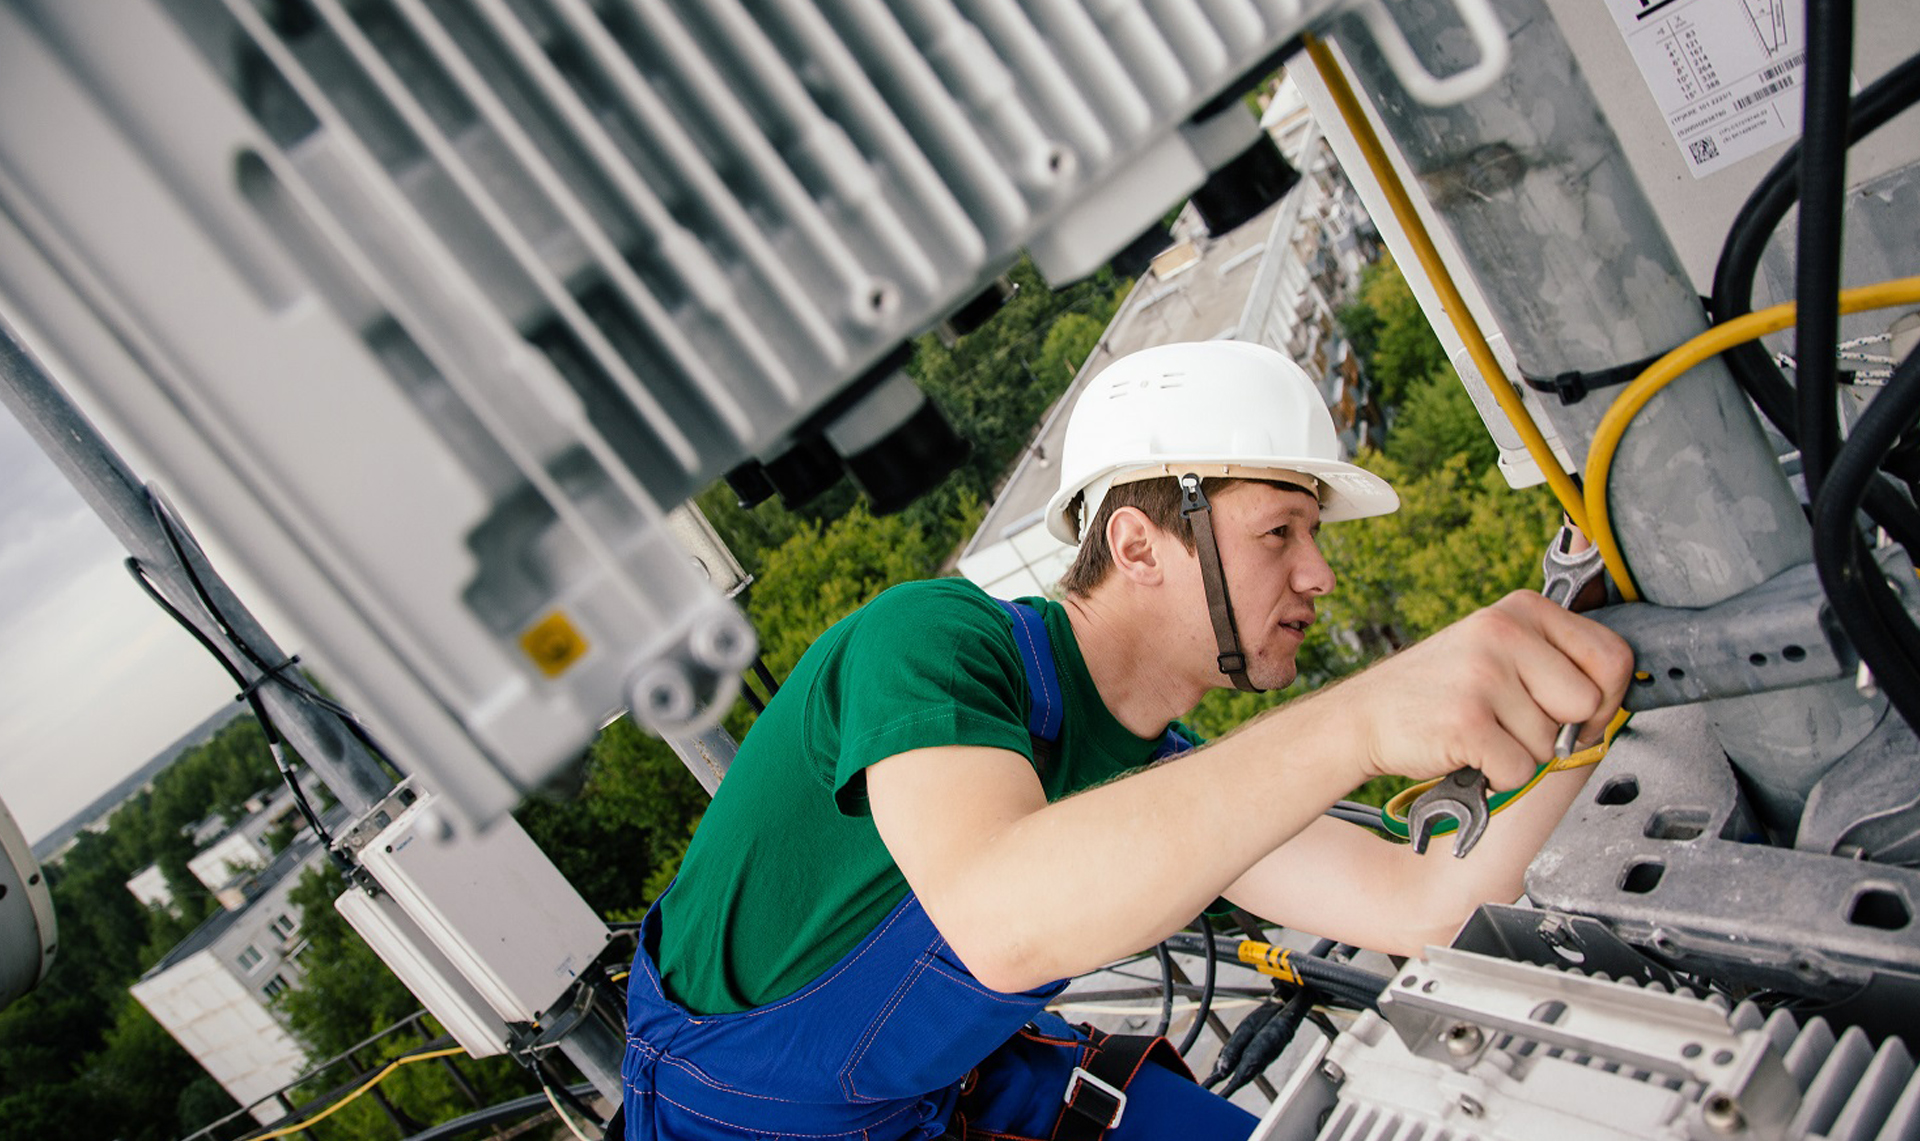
[1606,0,1807,178]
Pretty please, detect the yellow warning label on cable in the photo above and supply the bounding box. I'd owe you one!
[1236,940,1303,985]
[520,611,588,678]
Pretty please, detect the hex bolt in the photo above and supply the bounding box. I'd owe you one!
[1702,1093,1746,1135]
[1444,1022,1485,1058]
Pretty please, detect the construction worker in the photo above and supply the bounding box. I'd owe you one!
[619,340,1633,1140]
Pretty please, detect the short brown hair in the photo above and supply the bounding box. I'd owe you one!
[1057,476,1232,596]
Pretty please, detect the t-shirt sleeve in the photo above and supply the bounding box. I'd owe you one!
[826,585,1035,815]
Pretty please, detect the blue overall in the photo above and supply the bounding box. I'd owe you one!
[618,600,1258,1140]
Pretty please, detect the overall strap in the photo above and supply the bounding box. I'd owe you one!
[995,598,1192,763]
[995,598,1062,744]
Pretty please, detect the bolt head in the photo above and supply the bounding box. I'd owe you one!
[1444,1022,1485,1057]
[1702,1093,1746,1135]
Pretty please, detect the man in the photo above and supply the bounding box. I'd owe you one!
[620,340,1633,1140]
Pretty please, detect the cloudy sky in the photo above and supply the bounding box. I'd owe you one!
[0,403,233,845]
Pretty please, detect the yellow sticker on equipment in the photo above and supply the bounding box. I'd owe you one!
[521,611,589,677]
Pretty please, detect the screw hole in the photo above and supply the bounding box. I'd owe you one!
[1681,1043,1702,1059]
[1621,860,1665,894]
[1529,1000,1568,1025]
[1667,667,1686,681]
[1645,808,1708,841]
[1750,652,1768,666]
[1597,776,1640,806]
[1849,888,1911,930]
[1783,644,1807,662]
[1713,1050,1735,1066]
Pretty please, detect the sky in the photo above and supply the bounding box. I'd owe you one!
[0,401,234,845]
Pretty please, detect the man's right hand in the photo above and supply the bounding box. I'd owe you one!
[1334,589,1634,791]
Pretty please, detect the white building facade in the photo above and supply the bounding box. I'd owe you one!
[129,805,335,1124]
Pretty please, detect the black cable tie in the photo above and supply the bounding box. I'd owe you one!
[1521,348,1672,406]
[236,654,302,702]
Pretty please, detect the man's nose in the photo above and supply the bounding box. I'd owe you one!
[1295,542,1336,597]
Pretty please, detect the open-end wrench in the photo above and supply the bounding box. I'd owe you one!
[1406,767,1492,856]
[1408,523,1607,858]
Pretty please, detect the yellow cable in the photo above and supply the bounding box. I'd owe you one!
[1584,276,1920,602]
[247,1047,465,1140]
[1302,34,1589,535]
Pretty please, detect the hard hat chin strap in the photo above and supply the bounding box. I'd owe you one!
[1178,473,1261,694]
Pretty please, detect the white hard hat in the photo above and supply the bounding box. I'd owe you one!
[1044,340,1399,545]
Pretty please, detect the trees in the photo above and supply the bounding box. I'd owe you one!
[1338,255,1449,411]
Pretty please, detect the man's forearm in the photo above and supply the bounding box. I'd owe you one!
[872,699,1363,992]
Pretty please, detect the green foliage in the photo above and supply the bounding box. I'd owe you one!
[1382,365,1499,475]
[87,996,220,1138]
[1339,255,1447,410]
[747,501,976,676]
[1319,451,1561,653]
[908,261,1126,505]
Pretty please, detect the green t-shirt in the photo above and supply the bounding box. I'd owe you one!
[655,577,1171,1014]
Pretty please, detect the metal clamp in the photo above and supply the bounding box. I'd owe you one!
[1585,551,1916,713]
[1352,0,1511,105]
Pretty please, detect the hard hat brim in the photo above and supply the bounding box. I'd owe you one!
[1045,456,1399,546]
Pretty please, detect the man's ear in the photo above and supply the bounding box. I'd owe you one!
[1105,506,1167,585]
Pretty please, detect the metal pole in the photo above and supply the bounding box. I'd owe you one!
[1328,0,1884,828]
[663,723,737,797]
[0,312,395,815]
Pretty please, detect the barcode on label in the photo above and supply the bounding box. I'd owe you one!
[1688,136,1721,165]
[1735,76,1795,110]
[1758,52,1805,84]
